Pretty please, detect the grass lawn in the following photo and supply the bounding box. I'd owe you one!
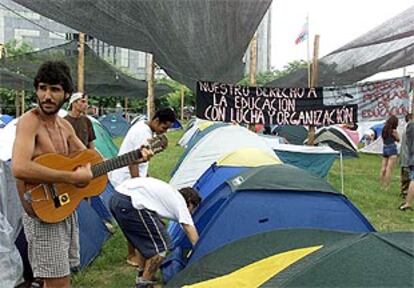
[73,129,413,287]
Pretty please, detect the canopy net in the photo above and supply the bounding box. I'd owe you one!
[266,5,414,87]
[0,41,172,98]
[13,0,272,90]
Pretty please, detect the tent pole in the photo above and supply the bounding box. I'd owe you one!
[340,151,344,194]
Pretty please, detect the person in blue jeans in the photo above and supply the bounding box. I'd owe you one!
[380,115,400,191]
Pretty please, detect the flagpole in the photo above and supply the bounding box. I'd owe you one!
[306,14,311,88]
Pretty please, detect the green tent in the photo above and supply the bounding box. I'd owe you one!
[167,229,413,288]
[90,117,119,159]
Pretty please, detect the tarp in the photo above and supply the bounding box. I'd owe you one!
[99,112,131,138]
[0,68,32,91]
[13,0,272,90]
[266,6,414,87]
[0,41,172,98]
[169,125,274,189]
[166,229,413,288]
[268,143,339,178]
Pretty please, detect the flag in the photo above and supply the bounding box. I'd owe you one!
[295,20,308,45]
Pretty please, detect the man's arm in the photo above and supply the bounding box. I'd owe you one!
[87,141,95,149]
[182,223,199,246]
[87,117,96,149]
[12,115,91,185]
[128,164,140,178]
[127,147,154,177]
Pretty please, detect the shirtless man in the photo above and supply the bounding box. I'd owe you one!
[11,61,92,288]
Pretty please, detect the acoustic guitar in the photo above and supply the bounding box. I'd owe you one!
[19,135,168,223]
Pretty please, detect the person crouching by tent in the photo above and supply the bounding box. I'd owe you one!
[110,177,201,288]
[380,115,400,191]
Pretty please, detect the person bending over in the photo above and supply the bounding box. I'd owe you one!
[110,177,200,288]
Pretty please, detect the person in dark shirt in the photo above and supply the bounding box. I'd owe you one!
[380,115,400,191]
[400,121,414,211]
[64,92,96,149]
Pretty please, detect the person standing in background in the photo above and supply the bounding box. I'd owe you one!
[64,92,96,149]
[380,115,400,190]
[399,113,413,198]
[399,119,414,211]
[109,108,176,267]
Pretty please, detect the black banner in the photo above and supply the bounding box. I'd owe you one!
[196,81,358,126]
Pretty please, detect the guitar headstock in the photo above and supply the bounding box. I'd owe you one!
[147,134,168,154]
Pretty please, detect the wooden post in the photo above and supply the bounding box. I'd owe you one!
[180,85,185,121]
[21,90,25,114]
[308,34,320,145]
[248,34,257,131]
[249,34,257,86]
[147,53,155,119]
[15,91,20,117]
[77,32,85,93]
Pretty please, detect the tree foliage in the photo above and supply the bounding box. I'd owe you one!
[238,60,308,86]
[0,40,35,115]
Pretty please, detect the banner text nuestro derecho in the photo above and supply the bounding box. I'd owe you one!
[196,81,358,126]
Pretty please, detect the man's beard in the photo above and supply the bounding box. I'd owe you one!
[38,99,65,115]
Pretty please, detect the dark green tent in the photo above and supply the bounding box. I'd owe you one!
[167,229,414,287]
[89,117,118,159]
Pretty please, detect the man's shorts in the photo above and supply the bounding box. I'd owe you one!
[110,191,172,259]
[22,212,80,278]
[383,143,398,157]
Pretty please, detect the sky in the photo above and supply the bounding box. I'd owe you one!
[270,0,414,74]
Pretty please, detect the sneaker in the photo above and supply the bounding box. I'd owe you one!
[135,277,156,288]
[104,221,116,234]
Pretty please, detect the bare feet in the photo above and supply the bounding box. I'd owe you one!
[127,255,140,267]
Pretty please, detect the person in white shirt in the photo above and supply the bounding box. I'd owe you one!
[109,108,176,266]
[110,177,201,288]
[109,108,176,187]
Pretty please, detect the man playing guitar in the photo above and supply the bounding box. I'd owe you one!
[11,61,152,288]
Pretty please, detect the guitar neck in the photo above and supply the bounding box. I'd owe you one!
[92,149,141,178]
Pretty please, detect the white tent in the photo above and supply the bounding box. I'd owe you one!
[0,118,18,161]
[359,122,405,155]
[177,118,212,148]
[170,125,274,189]
[0,160,24,287]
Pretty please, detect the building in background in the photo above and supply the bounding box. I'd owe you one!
[244,3,272,74]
